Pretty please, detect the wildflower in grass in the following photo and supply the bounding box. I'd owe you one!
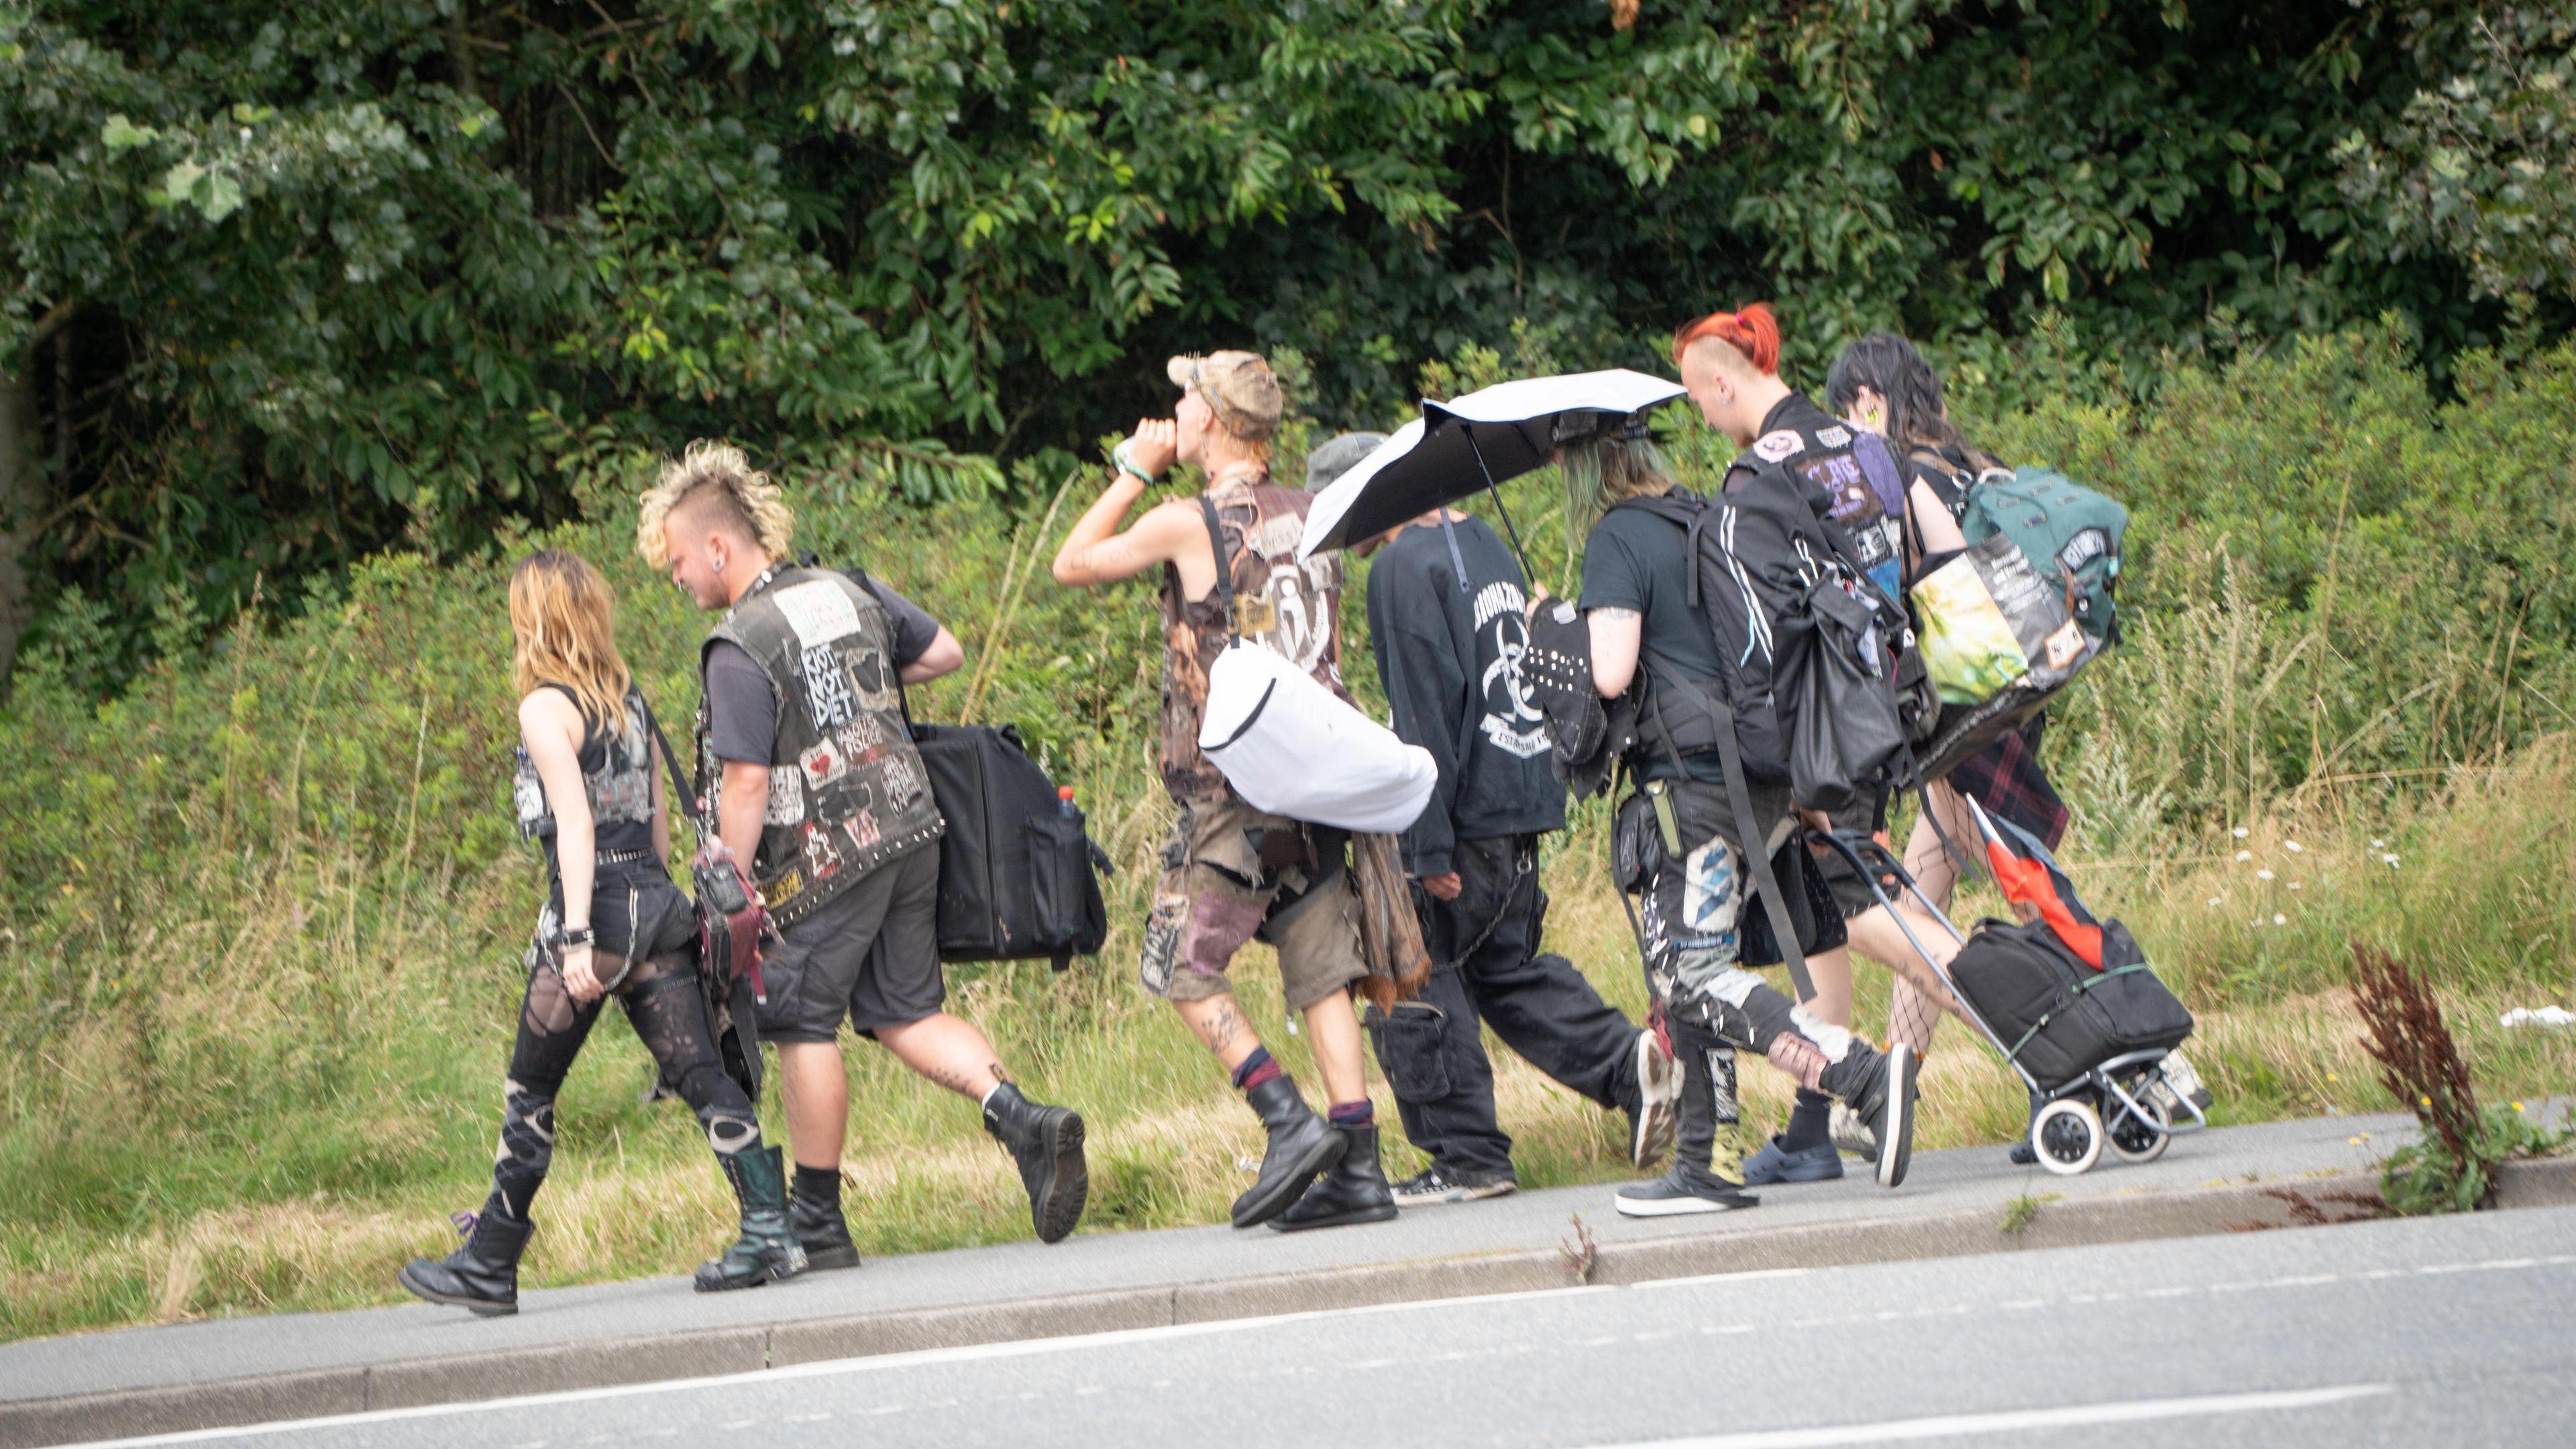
[2327,1073,2339,1083]
[2236,850,2253,862]
[2371,838,2386,849]
[2257,869,2275,881]
[2514,1102,2526,1113]
[2382,853,2401,868]
[2288,881,2303,891]
[2206,896,2222,907]
[2273,913,2288,925]
[2285,841,2303,853]
[2233,826,2250,838]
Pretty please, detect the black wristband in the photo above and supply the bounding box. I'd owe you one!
[550,925,596,949]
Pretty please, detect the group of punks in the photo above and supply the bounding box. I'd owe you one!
[400,304,2144,1317]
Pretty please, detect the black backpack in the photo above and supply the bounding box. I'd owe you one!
[1615,452,1923,814]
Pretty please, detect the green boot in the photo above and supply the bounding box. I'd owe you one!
[694,1146,808,1293]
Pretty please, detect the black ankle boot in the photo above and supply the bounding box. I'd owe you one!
[1232,1074,1347,1228]
[981,1083,1089,1244]
[789,1164,861,1271]
[399,1198,533,1316]
[1269,1123,1399,1232]
[696,1146,808,1293]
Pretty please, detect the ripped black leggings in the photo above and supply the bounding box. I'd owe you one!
[486,947,761,1222]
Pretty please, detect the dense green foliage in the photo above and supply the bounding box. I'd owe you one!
[6,1,2574,681]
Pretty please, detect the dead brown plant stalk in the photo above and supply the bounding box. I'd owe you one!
[2348,943,2480,1165]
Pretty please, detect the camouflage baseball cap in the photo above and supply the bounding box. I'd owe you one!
[1166,350,1283,442]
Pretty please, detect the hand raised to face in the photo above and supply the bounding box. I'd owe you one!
[1124,417,1179,479]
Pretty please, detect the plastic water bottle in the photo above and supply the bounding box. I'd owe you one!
[1057,786,1077,818]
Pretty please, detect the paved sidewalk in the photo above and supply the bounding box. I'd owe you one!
[6,1108,2571,1448]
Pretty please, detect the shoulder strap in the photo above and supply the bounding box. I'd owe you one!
[1635,645,1815,1004]
[634,691,698,834]
[1197,494,1240,643]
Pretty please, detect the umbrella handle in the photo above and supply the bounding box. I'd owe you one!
[1461,428,1538,583]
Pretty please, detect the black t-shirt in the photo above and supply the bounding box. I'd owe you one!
[705,575,943,765]
[1577,492,1729,783]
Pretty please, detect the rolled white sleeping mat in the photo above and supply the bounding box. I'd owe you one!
[1197,641,1437,835]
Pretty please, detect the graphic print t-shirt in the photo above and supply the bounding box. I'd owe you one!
[1366,513,1565,875]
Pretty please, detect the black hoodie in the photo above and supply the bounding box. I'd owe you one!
[1366,513,1566,875]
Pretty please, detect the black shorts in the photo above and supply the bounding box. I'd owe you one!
[756,843,943,1042]
[1809,796,1891,920]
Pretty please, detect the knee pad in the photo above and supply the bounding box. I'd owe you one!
[698,1108,761,1156]
[495,1079,557,1178]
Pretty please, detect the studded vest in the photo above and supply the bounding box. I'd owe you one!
[1157,471,1348,802]
[696,566,944,924]
[512,686,658,873]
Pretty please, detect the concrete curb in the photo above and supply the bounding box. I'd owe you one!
[10,1157,2573,1448]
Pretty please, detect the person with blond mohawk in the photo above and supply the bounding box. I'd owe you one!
[639,442,1089,1263]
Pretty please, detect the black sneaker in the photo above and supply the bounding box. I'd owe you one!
[1391,1166,1518,1208]
[1822,1042,1918,1189]
[1614,1164,1758,1218]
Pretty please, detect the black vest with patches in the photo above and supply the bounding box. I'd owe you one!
[1731,390,1906,600]
[696,566,944,924]
[513,686,658,869]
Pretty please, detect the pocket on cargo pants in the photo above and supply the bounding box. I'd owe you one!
[1365,999,1454,1102]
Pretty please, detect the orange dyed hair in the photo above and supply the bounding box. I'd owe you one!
[1670,302,1782,376]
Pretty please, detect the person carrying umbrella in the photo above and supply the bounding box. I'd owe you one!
[1310,432,1680,1207]
[1297,358,1921,1216]
[1049,354,1397,1233]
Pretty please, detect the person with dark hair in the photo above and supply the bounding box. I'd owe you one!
[1049,357,1399,1234]
[1548,313,1921,1216]
[1821,333,2209,1164]
[1321,433,1679,1206]
[400,549,803,1315]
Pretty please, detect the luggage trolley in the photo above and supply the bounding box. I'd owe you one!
[1807,828,2208,1176]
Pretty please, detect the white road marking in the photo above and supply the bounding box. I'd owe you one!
[56,1246,2565,1449]
[1576,1384,2392,1448]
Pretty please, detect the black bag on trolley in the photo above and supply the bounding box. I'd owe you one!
[1942,798,2191,1091]
[1946,918,2192,1092]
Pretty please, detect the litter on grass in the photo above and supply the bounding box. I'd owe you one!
[2499,1006,2575,1028]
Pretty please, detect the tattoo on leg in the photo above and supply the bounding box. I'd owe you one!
[1193,1000,1245,1055]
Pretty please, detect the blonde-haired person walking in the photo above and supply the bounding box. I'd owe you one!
[401,549,803,1316]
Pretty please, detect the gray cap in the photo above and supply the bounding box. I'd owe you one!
[1305,431,1391,492]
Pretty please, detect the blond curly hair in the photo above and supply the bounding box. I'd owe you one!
[635,439,795,568]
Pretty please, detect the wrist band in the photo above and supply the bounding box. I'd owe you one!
[550,925,596,949]
[1112,442,1159,486]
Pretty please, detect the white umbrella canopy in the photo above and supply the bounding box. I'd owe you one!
[1297,368,1686,560]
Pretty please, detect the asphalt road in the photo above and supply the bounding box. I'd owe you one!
[66,1205,2576,1449]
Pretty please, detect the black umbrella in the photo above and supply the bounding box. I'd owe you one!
[1298,368,1688,569]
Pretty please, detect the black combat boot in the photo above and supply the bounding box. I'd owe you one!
[1269,1122,1399,1232]
[981,1083,1089,1244]
[1232,1074,1348,1229]
[695,1146,809,1292]
[399,1198,534,1316]
[789,1162,861,1271]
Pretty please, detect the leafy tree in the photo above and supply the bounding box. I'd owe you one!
[3,1,2568,688]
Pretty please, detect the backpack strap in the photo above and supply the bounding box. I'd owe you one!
[1636,646,1818,1005]
[634,691,699,837]
[1197,494,1240,645]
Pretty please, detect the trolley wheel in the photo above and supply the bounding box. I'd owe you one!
[2107,1090,2172,1165]
[2030,1099,2104,1176]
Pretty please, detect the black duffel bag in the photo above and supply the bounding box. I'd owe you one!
[908,720,1110,970]
[1946,916,2192,1091]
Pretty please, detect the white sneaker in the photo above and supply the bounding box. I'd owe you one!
[1627,1030,1679,1168]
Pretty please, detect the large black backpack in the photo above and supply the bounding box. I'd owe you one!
[1614,451,1923,814]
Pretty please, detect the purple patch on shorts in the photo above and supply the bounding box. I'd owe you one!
[1183,892,1265,975]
